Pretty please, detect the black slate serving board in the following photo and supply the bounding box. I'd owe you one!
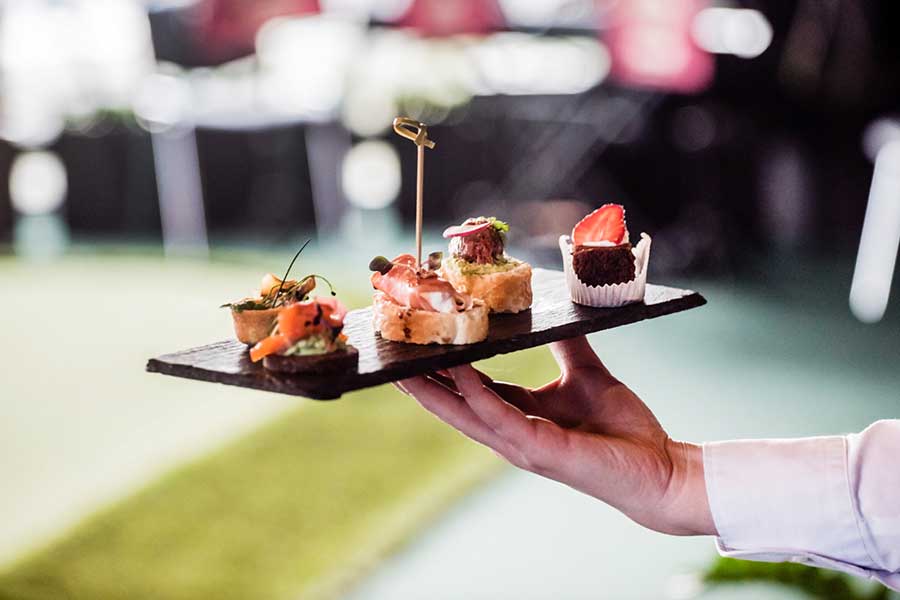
[146,269,705,400]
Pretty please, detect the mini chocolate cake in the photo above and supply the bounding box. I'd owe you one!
[572,243,635,286]
[263,347,359,375]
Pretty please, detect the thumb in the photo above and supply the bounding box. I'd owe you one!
[549,336,610,376]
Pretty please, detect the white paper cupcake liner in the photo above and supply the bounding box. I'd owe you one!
[559,233,652,307]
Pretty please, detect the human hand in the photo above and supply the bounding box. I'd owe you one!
[396,336,716,536]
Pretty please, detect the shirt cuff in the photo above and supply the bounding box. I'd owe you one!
[703,436,873,572]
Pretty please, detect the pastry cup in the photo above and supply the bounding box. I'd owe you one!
[231,307,281,345]
[559,233,652,307]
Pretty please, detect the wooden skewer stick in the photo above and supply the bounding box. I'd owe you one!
[392,117,435,268]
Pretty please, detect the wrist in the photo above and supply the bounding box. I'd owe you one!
[661,439,718,536]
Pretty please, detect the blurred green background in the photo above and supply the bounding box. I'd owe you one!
[1,247,897,600]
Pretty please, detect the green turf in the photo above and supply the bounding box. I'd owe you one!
[705,557,900,600]
[0,251,559,600]
[0,389,497,600]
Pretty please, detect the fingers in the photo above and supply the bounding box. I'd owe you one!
[448,365,573,477]
[434,367,493,387]
[448,365,536,446]
[402,367,571,478]
[483,380,549,419]
[395,376,503,449]
[549,336,609,376]
[432,369,553,423]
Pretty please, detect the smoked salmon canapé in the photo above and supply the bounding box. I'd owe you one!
[222,272,320,345]
[221,241,339,346]
[248,296,359,374]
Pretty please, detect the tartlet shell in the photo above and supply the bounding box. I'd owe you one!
[231,306,281,345]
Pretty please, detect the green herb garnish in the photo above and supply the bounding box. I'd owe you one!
[488,217,509,233]
[274,239,311,305]
[222,240,340,311]
[221,299,272,313]
[305,274,337,296]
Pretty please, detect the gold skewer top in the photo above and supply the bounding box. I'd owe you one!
[393,117,435,269]
[392,117,436,149]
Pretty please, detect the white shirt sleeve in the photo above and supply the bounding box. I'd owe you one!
[703,419,900,591]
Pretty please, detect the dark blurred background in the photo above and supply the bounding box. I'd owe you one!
[3,0,899,284]
[2,2,899,599]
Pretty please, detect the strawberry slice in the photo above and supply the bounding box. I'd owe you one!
[572,204,627,245]
[442,221,492,238]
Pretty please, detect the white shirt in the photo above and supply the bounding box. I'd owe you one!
[704,419,900,591]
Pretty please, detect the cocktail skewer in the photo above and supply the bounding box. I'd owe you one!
[392,117,436,268]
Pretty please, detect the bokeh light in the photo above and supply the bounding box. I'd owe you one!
[471,34,610,95]
[693,8,773,59]
[0,0,152,146]
[342,140,402,209]
[256,15,365,118]
[850,139,900,323]
[133,71,192,132]
[9,151,68,216]
[498,0,593,28]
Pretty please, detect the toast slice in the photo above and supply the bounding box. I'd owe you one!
[440,259,532,314]
[372,292,488,345]
[262,346,359,374]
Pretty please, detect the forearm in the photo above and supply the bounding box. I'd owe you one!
[579,438,717,537]
[658,440,718,536]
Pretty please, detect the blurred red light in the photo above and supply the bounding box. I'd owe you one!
[602,0,713,93]
[396,0,505,37]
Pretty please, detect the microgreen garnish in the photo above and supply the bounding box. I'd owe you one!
[221,299,272,313]
[275,239,311,305]
[305,274,337,296]
[222,240,342,311]
[488,217,509,233]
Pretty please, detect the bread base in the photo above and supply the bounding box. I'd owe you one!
[262,346,359,374]
[440,259,532,314]
[372,292,488,344]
